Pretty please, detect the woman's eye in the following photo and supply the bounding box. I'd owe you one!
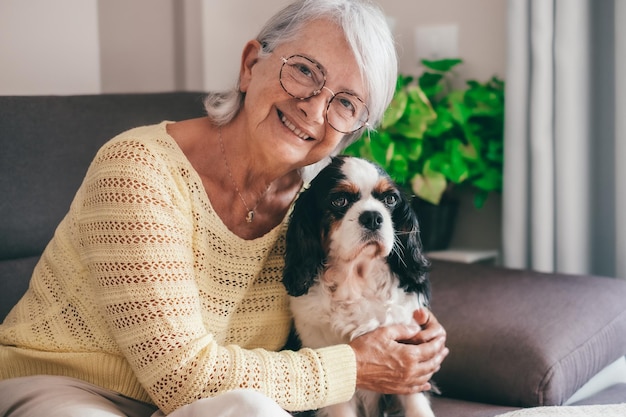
[332,196,348,207]
[339,97,356,113]
[295,63,313,79]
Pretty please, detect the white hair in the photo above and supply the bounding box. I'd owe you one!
[204,0,398,180]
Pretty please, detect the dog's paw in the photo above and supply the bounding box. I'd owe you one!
[400,392,435,417]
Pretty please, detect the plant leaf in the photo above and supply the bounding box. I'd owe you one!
[368,131,392,167]
[396,73,415,90]
[389,153,410,184]
[421,58,463,73]
[418,72,443,91]
[343,69,505,208]
[448,140,470,183]
[381,89,408,129]
[390,86,436,140]
[406,138,423,161]
[472,167,502,192]
[449,93,472,125]
[411,162,448,205]
[426,107,455,137]
[473,191,488,209]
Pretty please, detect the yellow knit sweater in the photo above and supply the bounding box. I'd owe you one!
[0,122,356,414]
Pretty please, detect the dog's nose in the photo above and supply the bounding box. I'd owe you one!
[359,210,384,231]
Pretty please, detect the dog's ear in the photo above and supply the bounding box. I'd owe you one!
[282,185,326,297]
[389,191,431,304]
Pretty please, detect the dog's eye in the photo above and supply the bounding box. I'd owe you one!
[332,196,349,208]
[383,194,398,207]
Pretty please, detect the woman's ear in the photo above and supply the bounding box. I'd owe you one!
[239,40,263,93]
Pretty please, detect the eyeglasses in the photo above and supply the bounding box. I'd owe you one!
[279,54,369,134]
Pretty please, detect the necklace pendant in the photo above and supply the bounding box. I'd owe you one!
[246,210,254,223]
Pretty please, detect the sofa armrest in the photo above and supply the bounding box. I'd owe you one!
[429,260,626,407]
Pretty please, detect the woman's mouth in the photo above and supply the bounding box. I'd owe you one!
[279,111,313,141]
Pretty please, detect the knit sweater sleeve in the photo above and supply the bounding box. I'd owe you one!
[75,129,356,414]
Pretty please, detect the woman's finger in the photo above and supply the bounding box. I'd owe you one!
[350,324,449,395]
[404,309,446,345]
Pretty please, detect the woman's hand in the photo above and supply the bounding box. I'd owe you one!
[348,309,448,394]
[403,308,446,345]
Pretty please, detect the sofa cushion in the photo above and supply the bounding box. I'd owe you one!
[0,256,39,320]
[429,260,626,407]
[430,395,519,417]
[0,93,207,261]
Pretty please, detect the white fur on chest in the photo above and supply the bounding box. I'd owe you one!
[289,255,424,349]
[289,256,434,417]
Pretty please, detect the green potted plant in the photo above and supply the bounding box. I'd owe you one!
[343,58,504,249]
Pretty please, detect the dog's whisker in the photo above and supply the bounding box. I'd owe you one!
[391,236,410,268]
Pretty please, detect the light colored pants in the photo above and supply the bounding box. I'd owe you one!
[0,376,293,417]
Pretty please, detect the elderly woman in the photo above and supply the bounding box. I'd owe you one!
[0,0,448,416]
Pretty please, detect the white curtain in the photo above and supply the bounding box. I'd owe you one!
[503,0,625,278]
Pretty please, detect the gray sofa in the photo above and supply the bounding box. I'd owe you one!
[1,93,625,416]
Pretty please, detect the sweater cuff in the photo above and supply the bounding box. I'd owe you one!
[316,344,357,406]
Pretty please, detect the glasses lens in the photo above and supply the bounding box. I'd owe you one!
[327,92,369,134]
[280,55,325,99]
[280,55,369,134]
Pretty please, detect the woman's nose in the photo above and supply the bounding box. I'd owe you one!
[296,89,332,125]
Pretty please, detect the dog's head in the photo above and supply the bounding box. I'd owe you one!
[283,155,430,298]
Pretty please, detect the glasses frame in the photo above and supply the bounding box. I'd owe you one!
[279,54,369,134]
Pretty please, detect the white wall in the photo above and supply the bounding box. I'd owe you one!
[0,0,101,95]
[98,0,177,93]
[0,0,506,95]
[200,0,290,91]
[380,0,506,83]
[178,0,204,91]
[198,0,507,91]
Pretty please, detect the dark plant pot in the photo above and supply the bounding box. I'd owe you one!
[412,197,459,252]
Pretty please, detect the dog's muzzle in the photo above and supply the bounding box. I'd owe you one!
[359,210,384,231]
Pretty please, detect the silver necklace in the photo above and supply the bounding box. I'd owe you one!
[218,127,272,223]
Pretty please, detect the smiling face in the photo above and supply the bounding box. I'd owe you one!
[238,18,367,170]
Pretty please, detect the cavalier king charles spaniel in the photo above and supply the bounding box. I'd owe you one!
[283,155,434,417]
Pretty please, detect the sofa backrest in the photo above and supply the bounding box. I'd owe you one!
[0,92,207,320]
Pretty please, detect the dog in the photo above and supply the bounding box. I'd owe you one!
[282,155,434,417]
